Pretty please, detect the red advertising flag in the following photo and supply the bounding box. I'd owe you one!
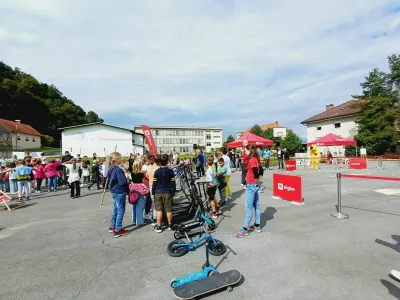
[349,158,367,170]
[140,125,158,155]
[272,173,303,204]
[285,160,297,171]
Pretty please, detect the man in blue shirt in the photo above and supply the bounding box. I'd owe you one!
[263,148,272,170]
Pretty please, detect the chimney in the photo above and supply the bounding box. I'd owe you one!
[326,104,334,111]
[275,121,278,124]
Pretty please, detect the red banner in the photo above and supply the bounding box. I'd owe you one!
[285,160,297,171]
[273,173,303,204]
[349,158,367,169]
[141,125,158,155]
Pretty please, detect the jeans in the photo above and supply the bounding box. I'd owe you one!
[218,187,226,203]
[48,176,57,191]
[132,195,145,225]
[110,193,126,231]
[265,159,270,169]
[278,159,284,169]
[70,181,81,197]
[36,178,43,191]
[1,180,9,192]
[17,180,29,196]
[243,184,261,228]
[9,179,17,193]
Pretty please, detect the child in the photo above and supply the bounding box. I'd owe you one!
[205,156,221,219]
[216,158,227,207]
[63,158,82,198]
[146,154,160,225]
[16,160,32,200]
[131,160,144,183]
[152,154,176,233]
[8,162,17,194]
[88,160,101,190]
[81,161,90,186]
[108,152,129,238]
[33,160,45,193]
[44,159,59,192]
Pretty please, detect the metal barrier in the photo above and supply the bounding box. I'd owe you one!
[331,173,400,219]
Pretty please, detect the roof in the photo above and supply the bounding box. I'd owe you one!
[301,100,361,124]
[133,125,223,130]
[0,118,41,136]
[241,121,286,134]
[58,122,144,135]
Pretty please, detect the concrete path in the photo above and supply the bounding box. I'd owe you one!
[0,162,399,300]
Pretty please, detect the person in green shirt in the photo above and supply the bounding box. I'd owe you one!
[216,158,227,207]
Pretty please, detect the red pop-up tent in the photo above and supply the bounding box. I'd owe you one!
[227,132,274,148]
[307,133,357,146]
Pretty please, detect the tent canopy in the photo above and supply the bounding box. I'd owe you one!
[307,133,357,147]
[227,132,274,148]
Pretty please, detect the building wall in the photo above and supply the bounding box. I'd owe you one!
[134,126,223,153]
[61,125,144,157]
[10,133,41,150]
[306,116,358,155]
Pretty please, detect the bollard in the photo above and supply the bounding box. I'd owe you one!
[331,173,349,219]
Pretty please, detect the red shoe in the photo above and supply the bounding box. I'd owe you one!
[108,227,115,233]
[114,229,129,238]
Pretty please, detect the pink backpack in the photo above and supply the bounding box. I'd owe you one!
[128,183,150,204]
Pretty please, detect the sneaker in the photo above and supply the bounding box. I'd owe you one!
[114,229,129,238]
[248,224,262,232]
[216,210,222,215]
[25,197,30,201]
[236,228,249,238]
[87,186,91,191]
[80,184,83,187]
[154,226,163,233]
[391,270,400,280]
[243,186,247,190]
[211,214,218,219]
[151,220,157,226]
[108,227,115,233]
[168,225,172,231]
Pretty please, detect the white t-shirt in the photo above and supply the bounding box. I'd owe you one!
[222,155,232,176]
[66,164,81,183]
[141,164,149,173]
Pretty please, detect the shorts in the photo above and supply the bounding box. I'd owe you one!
[155,193,173,213]
[206,186,217,200]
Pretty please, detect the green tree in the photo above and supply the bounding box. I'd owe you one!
[250,125,263,137]
[223,135,235,147]
[281,130,303,155]
[41,135,55,147]
[0,61,104,146]
[86,111,104,123]
[352,54,400,155]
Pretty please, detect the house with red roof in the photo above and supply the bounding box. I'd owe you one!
[0,119,41,155]
[301,100,361,155]
[236,121,287,139]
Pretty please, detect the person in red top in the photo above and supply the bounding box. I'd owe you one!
[33,160,46,193]
[237,144,262,238]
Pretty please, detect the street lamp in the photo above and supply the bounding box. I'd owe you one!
[15,120,20,150]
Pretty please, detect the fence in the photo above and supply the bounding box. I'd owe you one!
[331,173,400,219]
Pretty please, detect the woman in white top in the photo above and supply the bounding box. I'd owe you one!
[63,158,81,198]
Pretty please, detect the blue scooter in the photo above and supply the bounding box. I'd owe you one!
[170,242,217,288]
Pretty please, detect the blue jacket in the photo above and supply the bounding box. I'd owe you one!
[201,153,206,168]
[108,167,127,194]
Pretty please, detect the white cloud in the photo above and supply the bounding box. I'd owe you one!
[1,0,400,138]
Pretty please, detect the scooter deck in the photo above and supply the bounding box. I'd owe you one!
[173,270,241,299]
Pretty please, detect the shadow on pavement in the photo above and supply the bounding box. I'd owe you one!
[260,207,277,228]
[1,202,37,211]
[375,235,400,253]
[381,279,400,299]
[342,206,400,217]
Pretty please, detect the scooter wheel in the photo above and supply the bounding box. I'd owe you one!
[209,220,216,231]
[227,286,233,292]
[174,231,183,240]
[208,271,217,277]
[208,239,227,256]
[167,240,189,257]
[171,279,178,288]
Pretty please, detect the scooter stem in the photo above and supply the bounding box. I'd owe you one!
[205,243,210,267]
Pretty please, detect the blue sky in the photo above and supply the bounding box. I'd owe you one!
[1,0,400,140]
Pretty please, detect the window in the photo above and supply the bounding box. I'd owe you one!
[155,130,159,135]
[26,137,29,141]
[213,136,220,139]
[17,136,21,140]
[206,134,211,140]
[207,142,211,146]
[334,123,341,128]
[33,138,35,142]
[317,127,321,131]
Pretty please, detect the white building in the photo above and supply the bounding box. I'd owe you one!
[60,123,145,157]
[301,100,361,155]
[0,118,41,156]
[134,125,223,153]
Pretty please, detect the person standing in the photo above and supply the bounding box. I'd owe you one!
[44,159,59,192]
[33,160,45,193]
[88,160,101,190]
[152,154,176,233]
[221,147,232,200]
[277,147,284,170]
[236,145,262,238]
[263,147,272,171]
[205,156,221,219]
[16,160,32,200]
[201,150,206,176]
[108,152,129,238]
[283,147,290,169]
[63,158,82,198]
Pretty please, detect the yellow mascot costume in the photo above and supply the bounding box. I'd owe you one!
[309,144,320,170]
